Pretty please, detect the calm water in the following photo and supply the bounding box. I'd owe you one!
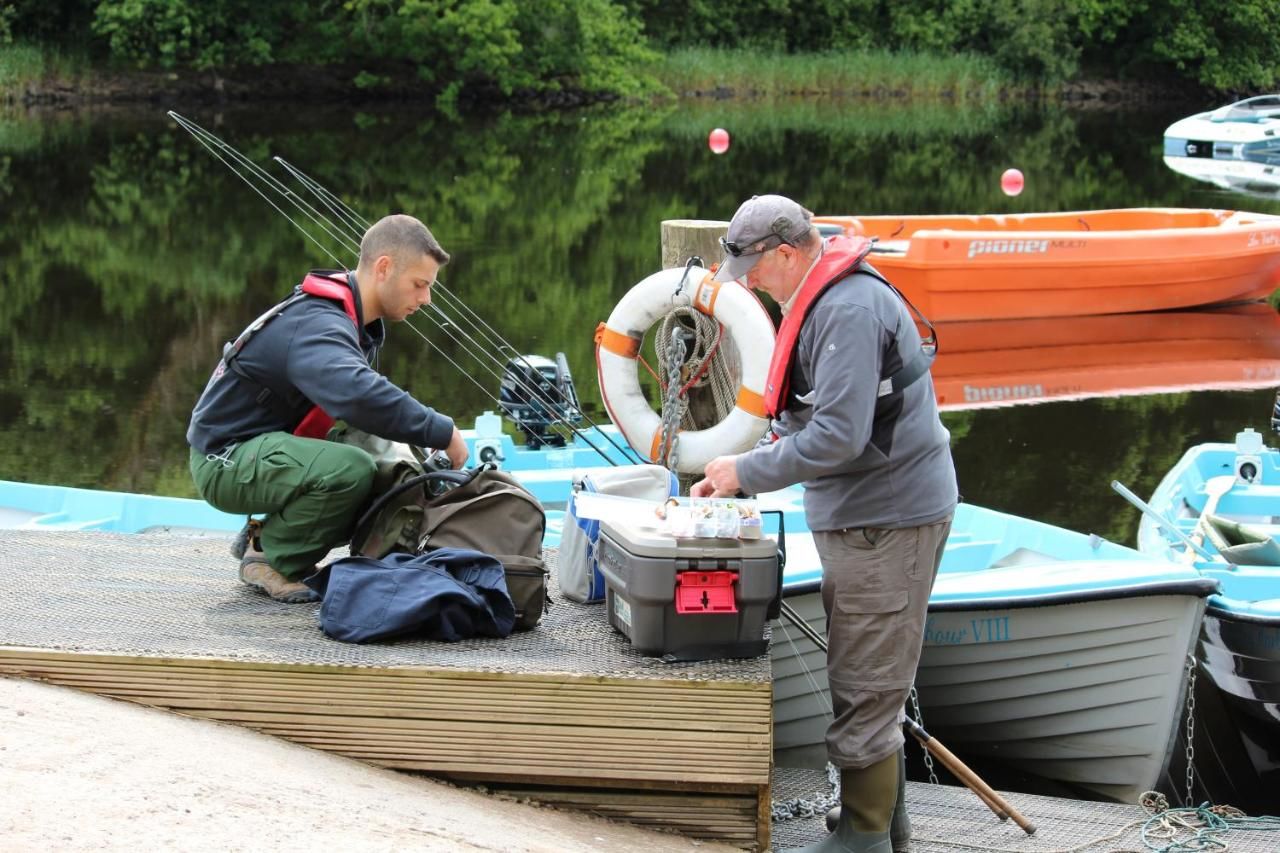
[2,98,1279,551]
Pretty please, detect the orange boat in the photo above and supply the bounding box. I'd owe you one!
[930,303,1280,410]
[814,208,1280,321]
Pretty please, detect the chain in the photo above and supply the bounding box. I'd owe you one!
[657,330,688,470]
[1184,652,1197,808]
[909,686,939,785]
[771,762,842,823]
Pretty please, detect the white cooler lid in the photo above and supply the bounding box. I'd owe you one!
[599,517,777,559]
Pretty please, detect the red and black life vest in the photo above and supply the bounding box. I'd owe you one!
[764,236,937,419]
[218,271,359,439]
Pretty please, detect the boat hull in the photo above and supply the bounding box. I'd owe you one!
[815,209,1280,321]
[774,589,1208,804]
[1191,608,1280,807]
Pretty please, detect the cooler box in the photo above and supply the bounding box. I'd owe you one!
[596,517,780,661]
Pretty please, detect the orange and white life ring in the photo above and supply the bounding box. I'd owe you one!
[594,266,775,474]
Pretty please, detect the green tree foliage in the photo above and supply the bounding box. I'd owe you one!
[0,0,96,45]
[885,0,1082,81]
[91,0,309,69]
[83,0,658,105]
[6,0,1280,96]
[1139,0,1280,91]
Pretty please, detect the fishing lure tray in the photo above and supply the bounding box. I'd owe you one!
[596,517,780,661]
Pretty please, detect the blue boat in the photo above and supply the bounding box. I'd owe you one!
[1136,432,1280,806]
[0,414,1219,804]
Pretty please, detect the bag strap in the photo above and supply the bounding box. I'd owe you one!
[350,466,484,552]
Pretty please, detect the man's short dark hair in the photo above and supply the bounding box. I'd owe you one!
[359,214,450,268]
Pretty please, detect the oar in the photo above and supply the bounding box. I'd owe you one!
[776,600,1036,833]
[1110,480,1216,561]
[1185,475,1234,557]
[902,716,1036,836]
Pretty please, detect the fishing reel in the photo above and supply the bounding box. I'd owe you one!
[420,448,456,496]
[499,352,582,449]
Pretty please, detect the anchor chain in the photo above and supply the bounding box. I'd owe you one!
[771,762,841,823]
[1183,652,1198,808]
[910,685,940,786]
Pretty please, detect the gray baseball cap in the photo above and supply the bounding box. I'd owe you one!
[713,194,814,282]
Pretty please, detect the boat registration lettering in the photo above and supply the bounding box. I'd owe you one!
[924,615,1012,645]
[1247,231,1280,248]
[967,239,1049,259]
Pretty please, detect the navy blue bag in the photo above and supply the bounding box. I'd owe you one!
[304,548,516,643]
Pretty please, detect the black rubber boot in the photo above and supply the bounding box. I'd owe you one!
[783,806,891,853]
[784,758,895,853]
[889,747,910,851]
[829,749,910,850]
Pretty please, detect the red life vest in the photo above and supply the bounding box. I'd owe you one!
[292,272,359,439]
[763,236,874,418]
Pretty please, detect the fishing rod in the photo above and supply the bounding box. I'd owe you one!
[168,112,641,465]
[777,599,1036,835]
[168,111,587,453]
[168,114,572,444]
[271,155,642,466]
[168,111,611,458]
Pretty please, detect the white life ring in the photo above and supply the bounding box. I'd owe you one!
[594,266,775,474]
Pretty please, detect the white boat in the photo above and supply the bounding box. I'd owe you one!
[1163,95,1280,162]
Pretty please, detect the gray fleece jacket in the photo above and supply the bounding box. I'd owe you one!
[187,273,454,456]
[736,266,957,532]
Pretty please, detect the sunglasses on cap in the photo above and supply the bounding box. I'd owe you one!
[719,233,793,257]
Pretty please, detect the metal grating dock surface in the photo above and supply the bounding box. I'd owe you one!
[771,767,1280,852]
[0,530,770,680]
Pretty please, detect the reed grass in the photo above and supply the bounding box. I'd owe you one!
[0,42,88,98]
[654,47,1016,100]
[661,95,1017,141]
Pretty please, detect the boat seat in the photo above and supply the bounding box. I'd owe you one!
[988,547,1061,569]
[1202,513,1280,566]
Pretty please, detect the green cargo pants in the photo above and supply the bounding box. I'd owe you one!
[189,432,376,579]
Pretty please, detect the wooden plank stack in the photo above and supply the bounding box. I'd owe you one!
[0,531,774,849]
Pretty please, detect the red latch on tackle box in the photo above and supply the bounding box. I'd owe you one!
[675,571,739,614]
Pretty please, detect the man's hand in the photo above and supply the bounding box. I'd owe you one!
[445,426,469,470]
[690,478,716,498]
[699,454,742,496]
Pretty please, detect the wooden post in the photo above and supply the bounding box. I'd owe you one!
[658,219,737,485]
[660,218,729,271]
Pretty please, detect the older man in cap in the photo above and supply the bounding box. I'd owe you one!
[692,195,957,853]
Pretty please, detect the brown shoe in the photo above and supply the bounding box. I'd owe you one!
[239,555,320,603]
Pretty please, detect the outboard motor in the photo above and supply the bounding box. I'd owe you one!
[499,352,582,448]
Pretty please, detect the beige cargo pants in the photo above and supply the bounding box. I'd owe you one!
[814,515,952,769]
